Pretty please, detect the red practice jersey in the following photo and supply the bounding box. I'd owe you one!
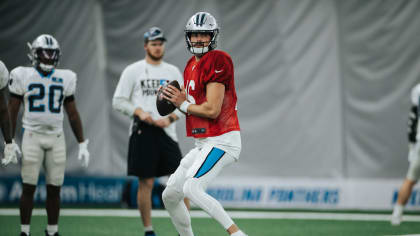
[183,50,240,138]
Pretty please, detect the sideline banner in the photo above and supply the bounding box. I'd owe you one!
[205,178,420,210]
[0,176,164,208]
[0,176,125,204]
[1,176,419,210]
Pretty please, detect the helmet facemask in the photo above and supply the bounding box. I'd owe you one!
[185,30,219,55]
[34,48,60,72]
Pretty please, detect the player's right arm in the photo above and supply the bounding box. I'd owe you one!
[1,90,21,166]
[7,95,21,138]
[112,66,153,124]
[1,67,23,166]
[0,61,12,143]
[163,52,231,120]
[164,82,225,119]
[8,68,24,137]
[0,87,12,143]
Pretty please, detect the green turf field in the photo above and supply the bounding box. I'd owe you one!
[2,213,420,236]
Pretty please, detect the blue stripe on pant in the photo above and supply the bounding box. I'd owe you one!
[194,147,225,178]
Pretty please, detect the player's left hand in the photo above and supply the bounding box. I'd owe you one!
[78,139,90,168]
[163,85,187,108]
[1,140,21,166]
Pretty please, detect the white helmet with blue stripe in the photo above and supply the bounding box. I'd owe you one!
[27,34,61,72]
[185,12,219,55]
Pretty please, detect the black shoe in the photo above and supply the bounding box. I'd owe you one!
[45,230,60,236]
[145,231,156,236]
[20,233,30,236]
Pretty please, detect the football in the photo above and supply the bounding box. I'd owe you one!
[156,80,181,116]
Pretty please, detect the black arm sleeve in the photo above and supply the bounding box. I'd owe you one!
[9,92,23,100]
[64,95,75,103]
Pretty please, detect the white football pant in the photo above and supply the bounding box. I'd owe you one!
[21,130,66,186]
[162,144,236,236]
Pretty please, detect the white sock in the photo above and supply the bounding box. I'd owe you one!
[393,204,404,215]
[144,225,153,232]
[21,225,30,234]
[231,230,246,236]
[47,225,58,235]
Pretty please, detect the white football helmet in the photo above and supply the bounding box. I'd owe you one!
[185,12,219,55]
[27,34,61,72]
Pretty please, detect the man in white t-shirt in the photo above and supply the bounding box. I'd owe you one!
[7,34,89,236]
[112,27,185,236]
[0,60,21,166]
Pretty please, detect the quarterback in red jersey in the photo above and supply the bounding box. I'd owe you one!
[162,12,247,236]
[183,49,240,138]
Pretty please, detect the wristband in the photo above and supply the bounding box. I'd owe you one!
[180,101,191,114]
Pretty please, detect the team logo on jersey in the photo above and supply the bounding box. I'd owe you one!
[51,77,63,83]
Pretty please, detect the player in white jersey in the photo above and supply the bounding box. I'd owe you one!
[113,27,187,236]
[0,60,21,166]
[391,83,420,225]
[7,34,90,236]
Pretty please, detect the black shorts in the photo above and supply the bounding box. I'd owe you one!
[127,118,182,178]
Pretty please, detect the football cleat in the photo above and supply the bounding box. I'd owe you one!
[391,212,402,226]
[20,232,30,236]
[44,230,60,236]
[145,231,156,236]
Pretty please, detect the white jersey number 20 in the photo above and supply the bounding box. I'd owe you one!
[28,83,64,113]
